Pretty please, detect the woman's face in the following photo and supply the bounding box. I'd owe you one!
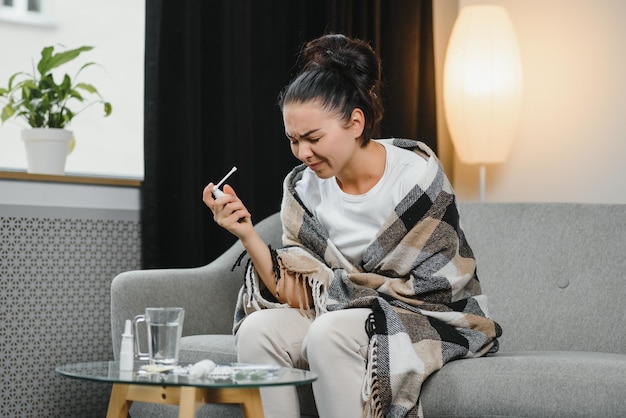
[283,101,364,179]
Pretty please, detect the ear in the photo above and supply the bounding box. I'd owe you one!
[350,108,365,139]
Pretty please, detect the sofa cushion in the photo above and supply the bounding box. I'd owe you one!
[421,351,626,417]
[180,334,237,364]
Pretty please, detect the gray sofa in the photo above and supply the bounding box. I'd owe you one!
[111,202,626,417]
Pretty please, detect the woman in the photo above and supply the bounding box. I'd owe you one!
[203,33,501,418]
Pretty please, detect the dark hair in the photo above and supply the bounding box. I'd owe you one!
[278,34,384,146]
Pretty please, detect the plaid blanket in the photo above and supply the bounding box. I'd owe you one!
[234,139,502,417]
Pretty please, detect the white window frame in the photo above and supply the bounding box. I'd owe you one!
[0,0,56,27]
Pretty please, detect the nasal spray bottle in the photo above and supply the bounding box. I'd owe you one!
[212,167,245,223]
[211,166,237,199]
[119,319,134,371]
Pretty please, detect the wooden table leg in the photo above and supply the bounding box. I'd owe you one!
[178,386,204,418]
[237,388,264,418]
[106,384,265,418]
[106,384,131,418]
[194,387,265,418]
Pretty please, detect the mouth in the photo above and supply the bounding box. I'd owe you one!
[307,161,323,171]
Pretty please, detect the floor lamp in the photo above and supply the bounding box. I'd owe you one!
[443,5,523,201]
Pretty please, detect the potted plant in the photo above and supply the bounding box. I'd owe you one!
[0,45,112,175]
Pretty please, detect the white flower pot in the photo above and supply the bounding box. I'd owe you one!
[21,128,73,175]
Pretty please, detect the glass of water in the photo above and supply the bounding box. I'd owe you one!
[133,307,185,365]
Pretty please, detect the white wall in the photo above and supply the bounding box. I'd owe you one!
[435,0,626,203]
[0,0,144,178]
[0,178,140,210]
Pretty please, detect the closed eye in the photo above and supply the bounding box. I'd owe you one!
[285,129,321,145]
[287,137,320,146]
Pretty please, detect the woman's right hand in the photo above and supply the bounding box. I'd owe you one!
[203,183,253,239]
[203,183,313,307]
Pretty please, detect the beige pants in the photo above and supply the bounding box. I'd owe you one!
[235,308,372,418]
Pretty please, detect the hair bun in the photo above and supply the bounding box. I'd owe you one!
[302,34,380,86]
[303,34,351,72]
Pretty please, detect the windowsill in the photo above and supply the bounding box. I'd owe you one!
[0,15,57,28]
[0,169,142,188]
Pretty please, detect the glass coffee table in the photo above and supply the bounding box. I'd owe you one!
[56,361,317,418]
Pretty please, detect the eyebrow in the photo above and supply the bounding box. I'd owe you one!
[286,129,320,139]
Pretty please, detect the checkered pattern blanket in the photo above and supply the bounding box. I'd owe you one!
[234,139,501,417]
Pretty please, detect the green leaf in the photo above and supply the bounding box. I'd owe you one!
[77,62,97,73]
[37,45,94,76]
[21,79,37,90]
[68,90,84,101]
[60,73,72,89]
[75,82,97,94]
[1,104,15,122]
[7,72,26,90]
[67,137,76,155]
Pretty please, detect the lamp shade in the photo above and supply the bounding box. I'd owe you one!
[443,5,523,164]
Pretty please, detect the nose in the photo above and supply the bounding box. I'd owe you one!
[297,142,314,161]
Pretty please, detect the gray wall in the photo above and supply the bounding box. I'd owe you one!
[1,189,141,417]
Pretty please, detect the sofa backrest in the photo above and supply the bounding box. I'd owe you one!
[457,202,626,354]
[255,211,284,248]
[253,203,626,355]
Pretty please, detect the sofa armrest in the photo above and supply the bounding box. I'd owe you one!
[110,239,246,359]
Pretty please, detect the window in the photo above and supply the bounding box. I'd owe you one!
[28,0,42,12]
[0,0,53,26]
[0,1,145,178]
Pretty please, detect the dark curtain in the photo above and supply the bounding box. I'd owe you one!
[142,0,436,269]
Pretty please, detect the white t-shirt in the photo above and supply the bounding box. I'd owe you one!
[295,140,428,265]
